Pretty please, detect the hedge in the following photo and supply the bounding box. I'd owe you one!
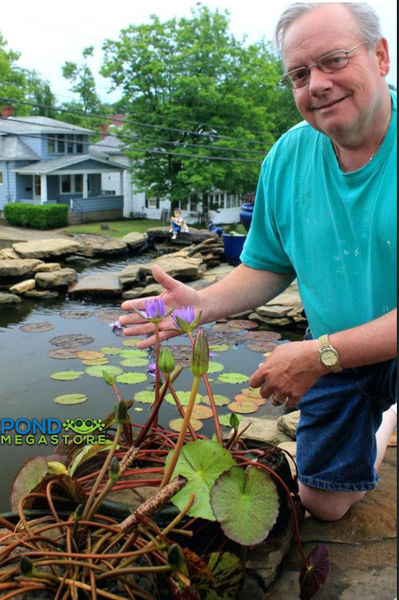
[3,204,69,229]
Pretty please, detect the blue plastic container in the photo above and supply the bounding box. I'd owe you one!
[222,233,247,266]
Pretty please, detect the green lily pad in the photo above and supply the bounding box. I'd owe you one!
[116,372,148,384]
[54,393,87,405]
[210,465,280,545]
[85,365,123,378]
[209,344,231,352]
[204,552,245,599]
[165,391,202,406]
[100,346,123,355]
[169,418,203,432]
[50,370,84,381]
[228,400,259,414]
[134,390,155,404]
[119,349,148,358]
[119,357,149,367]
[201,394,231,407]
[10,455,48,510]
[218,414,242,427]
[165,439,236,521]
[122,338,141,346]
[75,350,105,360]
[207,361,224,373]
[81,358,110,366]
[218,372,250,384]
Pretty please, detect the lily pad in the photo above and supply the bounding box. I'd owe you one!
[75,350,105,360]
[20,322,54,333]
[209,344,231,352]
[85,365,123,378]
[201,394,231,407]
[169,418,203,433]
[119,349,148,358]
[227,319,258,329]
[81,358,110,366]
[95,308,124,324]
[244,330,282,341]
[54,393,87,405]
[207,361,224,373]
[122,338,142,347]
[134,390,155,404]
[60,310,92,319]
[246,341,279,353]
[165,439,236,521]
[228,400,259,414]
[218,372,250,384]
[211,465,280,545]
[191,404,214,420]
[119,357,149,367]
[165,391,202,406]
[219,414,242,427]
[48,348,78,360]
[50,370,84,381]
[100,346,123,355]
[116,372,148,384]
[50,334,94,348]
[10,455,48,510]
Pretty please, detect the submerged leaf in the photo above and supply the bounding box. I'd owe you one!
[20,322,54,333]
[211,465,280,545]
[299,544,331,600]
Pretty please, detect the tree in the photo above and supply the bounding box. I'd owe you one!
[0,33,28,114]
[101,5,301,205]
[61,46,110,130]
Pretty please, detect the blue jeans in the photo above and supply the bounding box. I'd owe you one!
[297,356,397,493]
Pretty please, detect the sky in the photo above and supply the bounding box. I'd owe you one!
[0,0,397,104]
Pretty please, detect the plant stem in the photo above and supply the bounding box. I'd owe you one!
[160,375,201,489]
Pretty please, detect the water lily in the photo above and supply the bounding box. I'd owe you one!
[134,297,174,324]
[109,319,124,336]
[172,306,202,334]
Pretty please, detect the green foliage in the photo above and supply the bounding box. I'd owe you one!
[101,5,301,203]
[3,204,68,229]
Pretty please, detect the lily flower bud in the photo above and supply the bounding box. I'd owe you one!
[115,400,128,425]
[109,457,120,482]
[158,348,175,374]
[190,330,209,377]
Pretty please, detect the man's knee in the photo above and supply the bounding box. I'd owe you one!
[298,483,366,521]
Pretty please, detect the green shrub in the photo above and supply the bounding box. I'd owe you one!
[3,204,68,229]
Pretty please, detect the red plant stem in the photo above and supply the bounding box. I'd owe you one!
[202,373,223,443]
[167,381,198,440]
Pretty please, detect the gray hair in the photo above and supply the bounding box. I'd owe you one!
[274,2,382,55]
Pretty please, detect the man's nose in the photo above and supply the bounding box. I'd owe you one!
[308,66,333,92]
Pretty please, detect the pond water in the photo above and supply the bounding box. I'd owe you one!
[0,256,303,513]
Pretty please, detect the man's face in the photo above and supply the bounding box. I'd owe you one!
[282,4,389,140]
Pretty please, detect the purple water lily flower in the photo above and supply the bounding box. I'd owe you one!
[147,362,163,378]
[172,306,201,333]
[134,297,172,324]
[109,319,125,337]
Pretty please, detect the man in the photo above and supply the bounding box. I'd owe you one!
[119,3,397,521]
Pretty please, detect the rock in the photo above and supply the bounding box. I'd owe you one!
[121,287,146,300]
[118,264,143,287]
[70,234,128,257]
[68,272,123,296]
[35,268,78,289]
[25,289,59,299]
[33,263,62,272]
[0,292,22,304]
[276,411,301,440]
[239,417,294,446]
[0,248,20,259]
[12,239,82,259]
[9,279,36,294]
[0,258,44,277]
[277,441,297,477]
[141,255,205,282]
[121,232,147,252]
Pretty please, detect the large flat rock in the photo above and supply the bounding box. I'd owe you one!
[12,239,82,259]
[68,272,123,296]
[0,258,44,277]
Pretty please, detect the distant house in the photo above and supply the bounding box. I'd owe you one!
[0,106,126,223]
[91,124,243,225]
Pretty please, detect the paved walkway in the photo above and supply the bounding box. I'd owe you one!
[0,220,397,600]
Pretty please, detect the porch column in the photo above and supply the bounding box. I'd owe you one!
[40,175,48,204]
[83,173,89,198]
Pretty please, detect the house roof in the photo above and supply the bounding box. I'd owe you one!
[12,153,126,175]
[90,134,125,156]
[0,135,40,161]
[0,116,94,136]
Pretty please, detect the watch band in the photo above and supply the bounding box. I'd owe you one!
[319,334,332,352]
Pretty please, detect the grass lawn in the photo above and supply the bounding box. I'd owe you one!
[63,219,162,238]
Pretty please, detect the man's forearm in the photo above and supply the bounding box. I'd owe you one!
[198,263,296,324]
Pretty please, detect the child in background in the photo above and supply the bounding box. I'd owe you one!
[169,209,188,239]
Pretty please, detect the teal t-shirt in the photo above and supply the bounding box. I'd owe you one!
[241,92,397,338]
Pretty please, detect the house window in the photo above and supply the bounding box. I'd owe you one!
[58,136,66,153]
[0,172,3,185]
[48,134,85,155]
[145,197,158,209]
[48,135,56,153]
[34,175,41,197]
[60,175,88,194]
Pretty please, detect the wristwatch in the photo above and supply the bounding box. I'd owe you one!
[318,334,343,373]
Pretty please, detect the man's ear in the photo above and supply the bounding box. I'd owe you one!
[375,37,390,77]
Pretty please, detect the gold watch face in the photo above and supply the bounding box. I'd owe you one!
[321,349,338,366]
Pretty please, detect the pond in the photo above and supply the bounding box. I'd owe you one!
[0,256,302,513]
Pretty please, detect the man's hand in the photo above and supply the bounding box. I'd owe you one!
[119,265,203,348]
[250,339,326,409]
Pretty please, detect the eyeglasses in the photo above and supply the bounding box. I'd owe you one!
[280,40,369,89]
